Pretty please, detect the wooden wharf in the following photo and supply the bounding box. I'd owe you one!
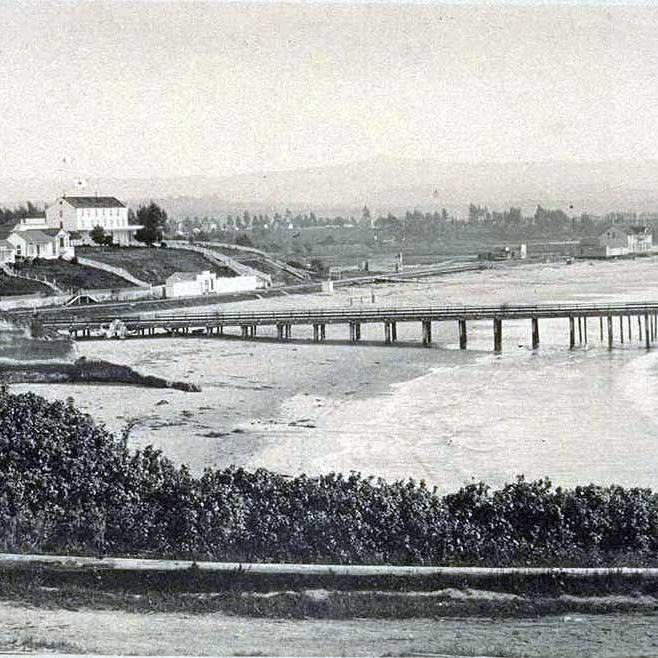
[40,301,658,352]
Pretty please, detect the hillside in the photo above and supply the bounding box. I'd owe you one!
[0,272,52,297]
[76,247,237,285]
[4,159,658,216]
[12,260,133,292]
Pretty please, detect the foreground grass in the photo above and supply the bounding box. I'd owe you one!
[2,576,658,619]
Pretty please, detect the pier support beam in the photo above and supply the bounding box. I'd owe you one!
[531,318,540,350]
[391,322,397,342]
[599,316,603,341]
[349,322,361,342]
[607,316,613,350]
[646,314,651,349]
[628,315,632,341]
[459,319,467,350]
[569,316,575,349]
[277,324,285,341]
[384,322,391,345]
[313,324,320,342]
[241,325,249,339]
[493,318,502,353]
[421,320,432,347]
[320,324,326,341]
[577,317,583,344]
[583,317,588,344]
[619,316,624,344]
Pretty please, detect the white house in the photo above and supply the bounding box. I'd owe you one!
[45,196,142,246]
[165,270,260,298]
[7,228,73,260]
[0,215,74,261]
[579,225,654,258]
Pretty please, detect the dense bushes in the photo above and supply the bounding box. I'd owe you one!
[1,389,657,565]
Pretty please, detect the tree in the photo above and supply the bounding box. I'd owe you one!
[134,202,167,246]
[235,233,254,248]
[90,225,108,246]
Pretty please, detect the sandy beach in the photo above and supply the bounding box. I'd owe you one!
[12,258,658,491]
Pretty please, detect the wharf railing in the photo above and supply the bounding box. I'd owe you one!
[39,300,658,352]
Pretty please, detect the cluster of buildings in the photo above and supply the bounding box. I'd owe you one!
[0,194,264,301]
[578,225,654,258]
[0,195,141,265]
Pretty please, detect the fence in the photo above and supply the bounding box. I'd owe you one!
[0,284,165,312]
[76,256,151,288]
[2,264,63,294]
[168,241,273,286]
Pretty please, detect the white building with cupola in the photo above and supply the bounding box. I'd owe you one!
[45,196,142,246]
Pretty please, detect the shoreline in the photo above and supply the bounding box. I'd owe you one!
[1,357,201,392]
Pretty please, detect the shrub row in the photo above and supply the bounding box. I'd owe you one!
[1,389,657,565]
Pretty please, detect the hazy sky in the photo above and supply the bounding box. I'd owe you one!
[2,1,658,181]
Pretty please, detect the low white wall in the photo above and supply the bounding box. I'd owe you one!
[166,275,261,299]
[215,275,261,294]
[165,279,200,298]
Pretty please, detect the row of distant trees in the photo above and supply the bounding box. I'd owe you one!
[0,202,41,226]
[174,206,611,248]
[174,202,626,238]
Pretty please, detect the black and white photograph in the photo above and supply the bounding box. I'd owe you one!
[1,0,658,656]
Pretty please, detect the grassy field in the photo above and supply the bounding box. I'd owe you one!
[78,246,237,284]
[0,273,51,296]
[13,259,133,291]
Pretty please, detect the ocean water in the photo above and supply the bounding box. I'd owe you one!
[256,320,658,492]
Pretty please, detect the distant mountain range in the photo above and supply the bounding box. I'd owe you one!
[2,158,658,218]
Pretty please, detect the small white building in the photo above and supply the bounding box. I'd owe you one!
[0,215,74,261]
[165,270,261,298]
[579,225,654,258]
[45,196,142,246]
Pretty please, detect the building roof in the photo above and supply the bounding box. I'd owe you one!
[598,223,650,237]
[62,196,125,209]
[16,229,58,243]
[40,228,66,237]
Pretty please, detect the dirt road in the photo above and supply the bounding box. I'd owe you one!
[1,604,657,657]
